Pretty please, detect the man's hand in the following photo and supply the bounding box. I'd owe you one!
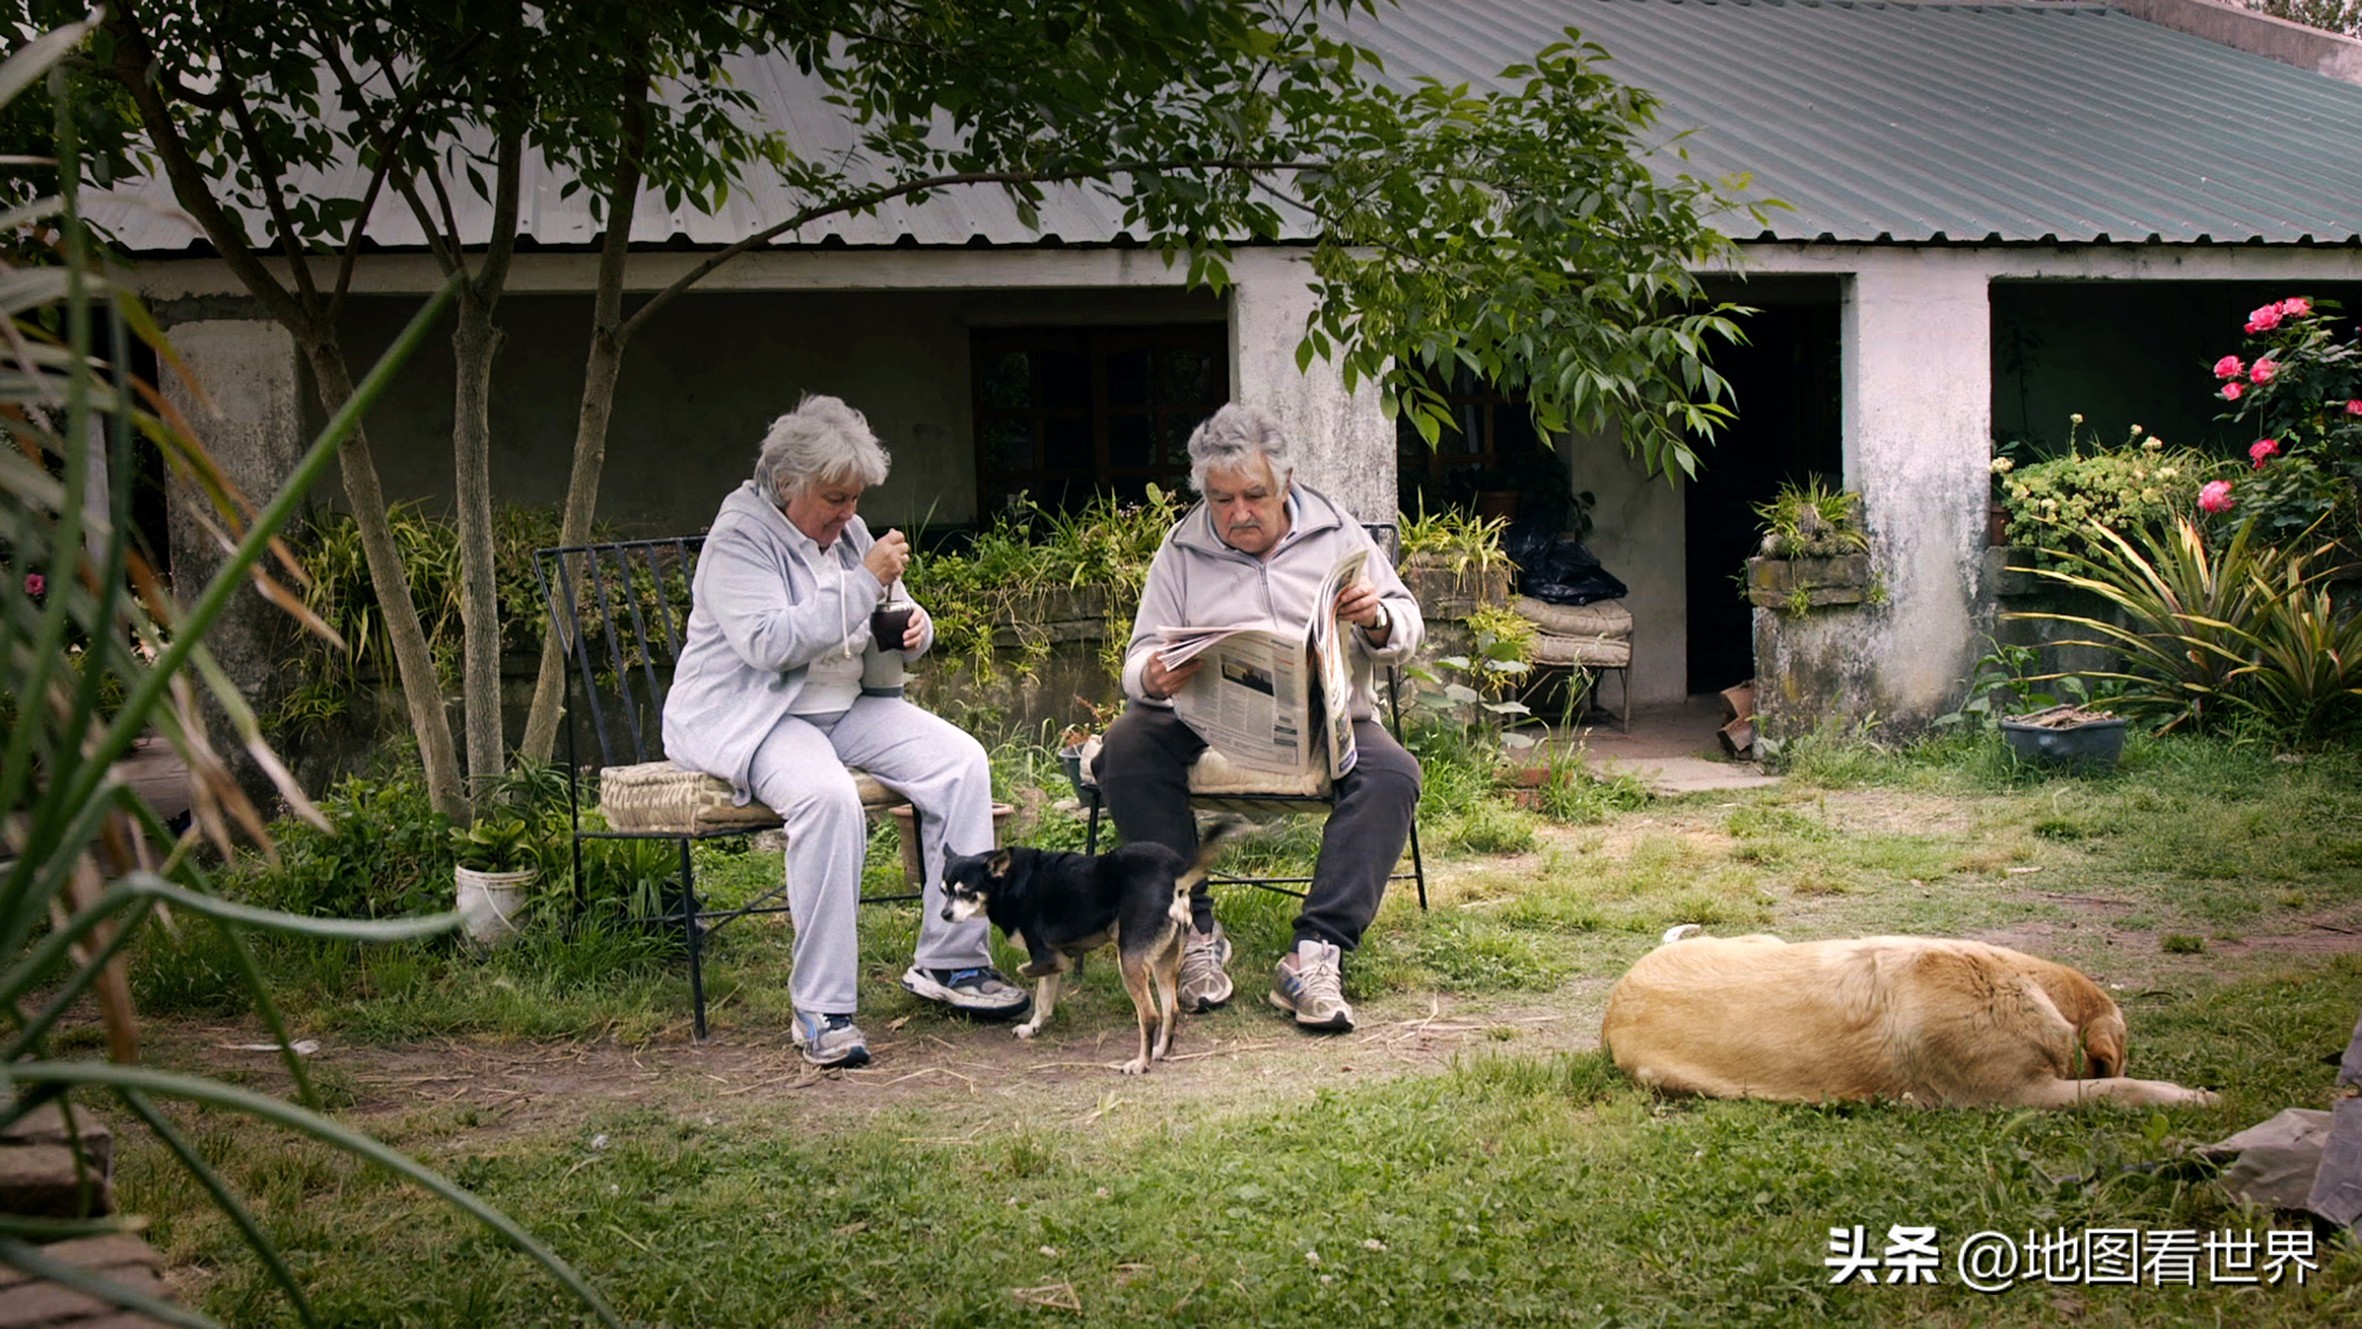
[1144,652,1202,701]
[1335,580,1388,639]
[863,529,910,584]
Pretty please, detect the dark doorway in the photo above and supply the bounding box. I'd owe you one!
[1683,295,1841,697]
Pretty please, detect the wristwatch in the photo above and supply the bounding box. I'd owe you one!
[1364,602,1391,637]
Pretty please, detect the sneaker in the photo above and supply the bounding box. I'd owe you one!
[1269,939,1355,1032]
[791,1010,872,1068]
[900,964,1032,1021]
[1178,922,1234,1012]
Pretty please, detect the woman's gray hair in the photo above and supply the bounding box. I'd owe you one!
[1185,403,1294,494]
[752,395,891,502]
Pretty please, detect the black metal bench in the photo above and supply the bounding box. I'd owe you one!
[533,537,917,1039]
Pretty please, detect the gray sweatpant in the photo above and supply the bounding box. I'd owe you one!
[746,697,998,1016]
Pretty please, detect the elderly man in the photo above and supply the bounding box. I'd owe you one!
[1094,403,1423,1033]
[664,395,1028,1067]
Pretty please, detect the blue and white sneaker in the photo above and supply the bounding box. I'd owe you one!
[1269,939,1355,1032]
[791,1010,872,1068]
[900,964,1032,1021]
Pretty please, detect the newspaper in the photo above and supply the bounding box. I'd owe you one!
[1157,549,1367,777]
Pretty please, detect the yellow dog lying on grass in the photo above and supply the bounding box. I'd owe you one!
[1602,931,2219,1109]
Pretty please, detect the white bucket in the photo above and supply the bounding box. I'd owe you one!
[454,866,535,946]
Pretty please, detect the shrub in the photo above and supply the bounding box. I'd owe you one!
[2202,295,2362,554]
[244,769,455,919]
[2011,516,2362,742]
[1752,475,1865,558]
[1996,419,2228,568]
[906,488,1184,684]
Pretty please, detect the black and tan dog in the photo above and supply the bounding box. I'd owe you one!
[941,821,1242,1075]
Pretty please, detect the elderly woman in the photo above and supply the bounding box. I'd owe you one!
[663,395,1028,1067]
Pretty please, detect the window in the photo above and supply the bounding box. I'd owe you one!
[972,325,1228,515]
[1395,363,1546,513]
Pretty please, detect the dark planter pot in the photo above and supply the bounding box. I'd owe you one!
[1059,743,1091,802]
[1999,712,2127,771]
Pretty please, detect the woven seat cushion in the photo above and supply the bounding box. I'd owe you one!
[599,759,899,834]
[1078,735,1331,800]
[1512,595,1631,639]
[1530,632,1632,668]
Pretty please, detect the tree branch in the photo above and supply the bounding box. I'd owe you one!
[203,10,324,310]
[98,3,307,332]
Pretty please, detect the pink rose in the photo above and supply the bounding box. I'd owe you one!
[2347,399,2362,417]
[22,573,42,597]
[2245,304,2283,334]
[2249,358,2278,385]
[2213,354,2245,380]
[2278,297,2310,318]
[2221,381,2244,401]
[2199,480,2236,514]
[2249,438,2279,468]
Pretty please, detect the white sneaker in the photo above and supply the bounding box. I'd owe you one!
[899,964,1032,1020]
[1178,922,1234,1012]
[1268,939,1354,1032]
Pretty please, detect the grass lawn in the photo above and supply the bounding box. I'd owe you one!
[109,731,2362,1325]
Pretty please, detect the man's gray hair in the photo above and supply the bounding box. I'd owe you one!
[1186,403,1294,494]
[752,395,891,502]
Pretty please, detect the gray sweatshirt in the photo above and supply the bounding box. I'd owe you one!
[1120,484,1422,720]
[661,482,934,799]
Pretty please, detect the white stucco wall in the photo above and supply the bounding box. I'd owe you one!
[1564,424,1689,706]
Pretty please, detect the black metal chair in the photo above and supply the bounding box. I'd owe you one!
[1078,522,1428,910]
[534,537,918,1039]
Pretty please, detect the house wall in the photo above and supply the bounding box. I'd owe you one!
[142,248,1393,534]
[310,286,1224,535]
[1732,242,2362,735]
[142,241,2362,742]
[1563,424,1690,707]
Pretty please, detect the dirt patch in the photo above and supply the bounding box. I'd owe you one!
[142,784,2357,1145]
[162,990,1609,1145]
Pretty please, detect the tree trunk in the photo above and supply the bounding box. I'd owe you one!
[520,67,652,765]
[452,288,506,810]
[303,342,468,821]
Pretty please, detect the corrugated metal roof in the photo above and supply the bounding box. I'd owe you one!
[1353,0,2362,244]
[100,0,2362,253]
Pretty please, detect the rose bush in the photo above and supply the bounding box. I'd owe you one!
[2203,296,2362,552]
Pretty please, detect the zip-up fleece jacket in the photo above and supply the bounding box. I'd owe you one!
[661,482,933,800]
[1121,483,1422,720]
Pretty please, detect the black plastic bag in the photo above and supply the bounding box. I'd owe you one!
[1506,517,1627,605]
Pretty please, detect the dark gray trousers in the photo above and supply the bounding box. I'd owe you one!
[1092,705,1421,952]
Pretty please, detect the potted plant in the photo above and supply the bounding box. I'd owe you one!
[449,761,566,945]
[1745,477,1872,612]
[1940,639,2126,772]
[1055,697,1125,802]
[1998,703,2127,771]
[450,812,541,945]
[1399,504,1516,619]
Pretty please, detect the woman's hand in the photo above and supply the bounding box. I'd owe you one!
[902,604,929,652]
[864,529,910,584]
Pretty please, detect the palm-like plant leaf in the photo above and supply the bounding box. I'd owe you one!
[3,22,617,1327]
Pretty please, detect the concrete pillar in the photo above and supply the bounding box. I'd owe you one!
[1228,250,1395,522]
[157,319,308,728]
[1841,256,1993,729]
